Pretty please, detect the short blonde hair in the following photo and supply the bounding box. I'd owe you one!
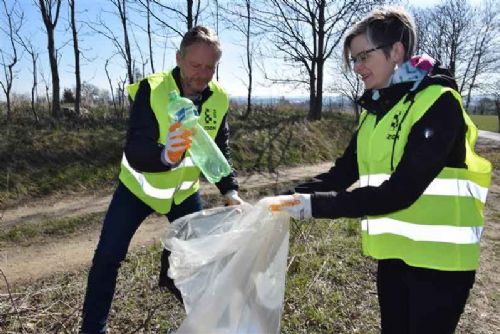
[179,25,222,60]
[343,6,416,70]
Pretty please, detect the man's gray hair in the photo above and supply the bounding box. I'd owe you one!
[179,25,222,60]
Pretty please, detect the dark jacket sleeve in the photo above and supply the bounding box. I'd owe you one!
[124,79,173,172]
[214,113,240,194]
[311,92,466,219]
[295,133,359,194]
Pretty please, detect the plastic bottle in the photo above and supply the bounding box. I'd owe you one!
[167,91,231,183]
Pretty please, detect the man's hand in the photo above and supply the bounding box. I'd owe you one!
[163,122,193,165]
[262,193,312,220]
[224,190,244,206]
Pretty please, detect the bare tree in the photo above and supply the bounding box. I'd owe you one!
[415,0,473,78]
[35,0,62,118]
[68,0,81,115]
[17,36,40,122]
[221,0,261,118]
[460,0,499,110]
[88,0,134,91]
[213,0,219,80]
[138,0,206,36]
[146,0,155,72]
[113,0,133,85]
[253,0,376,120]
[116,74,128,116]
[131,28,149,79]
[414,0,499,111]
[40,68,52,112]
[331,66,363,122]
[0,0,24,119]
[105,58,118,115]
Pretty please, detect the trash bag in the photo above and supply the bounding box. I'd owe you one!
[162,201,290,334]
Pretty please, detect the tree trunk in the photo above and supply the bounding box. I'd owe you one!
[312,2,325,121]
[69,0,81,116]
[31,53,39,122]
[146,0,155,73]
[308,66,316,120]
[38,0,62,118]
[118,0,133,85]
[243,0,252,119]
[187,0,193,29]
[47,26,60,117]
[0,0,22,119]
[314,60,324,121]
[105,59,118,117]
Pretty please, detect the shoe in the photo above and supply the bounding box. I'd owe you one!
[159,274,183,304]
[159,249,183,304]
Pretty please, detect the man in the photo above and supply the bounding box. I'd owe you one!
[80,25,243,334]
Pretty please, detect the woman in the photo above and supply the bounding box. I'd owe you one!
[265,6,492,334]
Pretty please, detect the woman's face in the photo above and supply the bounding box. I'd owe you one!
[350,34,397,90]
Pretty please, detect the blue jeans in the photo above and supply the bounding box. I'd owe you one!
[80,181,203,334]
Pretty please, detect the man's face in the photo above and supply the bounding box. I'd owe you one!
[176,42,219,96]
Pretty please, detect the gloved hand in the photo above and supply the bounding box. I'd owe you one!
[224,190,245,206]
[162,122,193,165]
[263,193,312,220]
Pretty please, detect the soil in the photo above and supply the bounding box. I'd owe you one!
[0,162,332,286]
[0,134,498,332]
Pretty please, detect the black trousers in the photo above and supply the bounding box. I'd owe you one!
[377,259,475,334]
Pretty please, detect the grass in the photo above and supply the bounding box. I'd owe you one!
[281,219,379,334]
[0,107,355,209]
[0,119,126,208]
[469,114,499,132]
[0,218,381,334]
[1,215,494,333]
[0,213,104,246]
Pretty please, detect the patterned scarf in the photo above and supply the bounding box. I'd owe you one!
[372,54,435,100]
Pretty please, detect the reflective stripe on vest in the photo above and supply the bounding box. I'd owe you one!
[357,85,492,271]
[121,154,198,199]
[119,70,229,213]
[361,218,483,244]
[360,174,488,204]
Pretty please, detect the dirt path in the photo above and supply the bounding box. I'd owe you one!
[0,162,332,286]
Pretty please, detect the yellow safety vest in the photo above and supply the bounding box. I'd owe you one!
[119,70,228,213]
[357,85,491,270]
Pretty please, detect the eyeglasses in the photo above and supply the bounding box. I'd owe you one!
[350,44,390,66]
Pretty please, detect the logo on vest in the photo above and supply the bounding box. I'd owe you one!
[203,108,217,130]
[386,112,401,140]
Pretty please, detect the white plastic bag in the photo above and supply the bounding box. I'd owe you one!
[162,201,290,334]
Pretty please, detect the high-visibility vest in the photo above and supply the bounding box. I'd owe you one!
[357,85,492,271]
[119,70,228,214]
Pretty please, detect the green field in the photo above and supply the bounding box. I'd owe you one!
[469,114,499,132]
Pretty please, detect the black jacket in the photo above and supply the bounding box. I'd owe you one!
[301,65,467,219]
[123,67,239,195]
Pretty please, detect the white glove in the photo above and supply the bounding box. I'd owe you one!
[263,193,312,220]
[224,190,244,206]
[162,121,193,165]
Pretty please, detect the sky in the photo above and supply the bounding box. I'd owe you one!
[0,0,483,100]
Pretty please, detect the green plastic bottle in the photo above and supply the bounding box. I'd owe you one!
[167,91,231,183]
